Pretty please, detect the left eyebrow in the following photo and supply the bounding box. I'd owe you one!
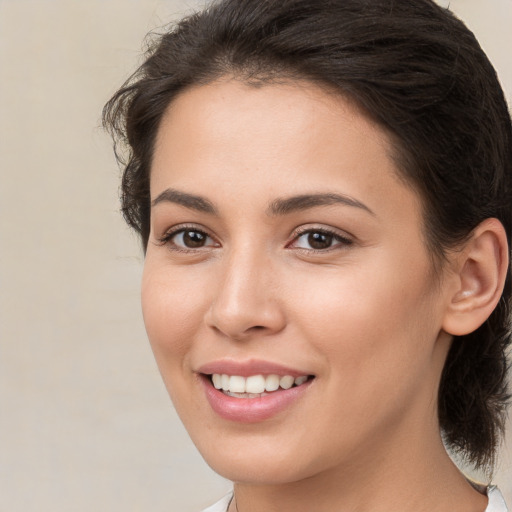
[267,193,375,216]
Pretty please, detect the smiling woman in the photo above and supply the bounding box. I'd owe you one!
[103,1,512,511]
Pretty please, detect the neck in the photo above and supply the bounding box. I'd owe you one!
[230,423,487,512]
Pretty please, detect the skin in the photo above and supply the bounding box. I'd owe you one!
[143,79,491,511]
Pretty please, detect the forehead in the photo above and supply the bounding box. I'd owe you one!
[155,79,389,152]
[151,79,420,223]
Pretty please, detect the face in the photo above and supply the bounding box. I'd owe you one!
[143,79,453,484]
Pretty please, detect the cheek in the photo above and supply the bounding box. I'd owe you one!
[284,266,439,462]
[289,253,438,390]
[141,261,210,364]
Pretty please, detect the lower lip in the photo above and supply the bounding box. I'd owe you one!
[200,375,313,423]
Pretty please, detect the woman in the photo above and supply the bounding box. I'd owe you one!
[103,0,512,510]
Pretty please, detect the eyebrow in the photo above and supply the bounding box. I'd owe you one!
[151,189,374,217]
[267,193,374,216]
[151,188,218,214]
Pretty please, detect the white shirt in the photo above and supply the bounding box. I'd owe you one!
[201,486,509,512]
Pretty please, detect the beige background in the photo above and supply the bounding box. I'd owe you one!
[0,1,511,511]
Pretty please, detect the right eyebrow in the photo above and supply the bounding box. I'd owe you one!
[151,188,218,215]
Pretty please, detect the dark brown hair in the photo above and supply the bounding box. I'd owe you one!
[103,0,512,470]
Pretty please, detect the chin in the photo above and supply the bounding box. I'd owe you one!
[190,427,333,486]
[204,453,308,485]
[198,437,282,481]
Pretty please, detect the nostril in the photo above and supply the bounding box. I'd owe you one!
[205,295,287,339]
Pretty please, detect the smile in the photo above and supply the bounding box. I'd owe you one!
[211,373,310,397]
[200,371,314,422]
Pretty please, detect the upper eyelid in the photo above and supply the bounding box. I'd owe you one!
[155,223,353,246]
[157,224,217,245]
[288,226,354,250]
[291,224,353,239]
[160,223,212,237]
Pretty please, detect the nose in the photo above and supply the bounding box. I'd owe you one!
[204,249,286,341]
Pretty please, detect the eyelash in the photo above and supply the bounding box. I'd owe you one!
[157,225,217,253]
[157,225,353,253]
[288,227,354,253]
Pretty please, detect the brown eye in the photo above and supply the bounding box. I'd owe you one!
[167,229,216,249]
[182,230,207,248]
[307,232,333,250]
[291,229,353,251]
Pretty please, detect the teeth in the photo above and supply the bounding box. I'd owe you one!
[210,373,310,394]
[265,374,280,392]
[212,374,222,389]
[229,375,245,393]
[226,391,267,399]
[246,375,266,394]
[279,375,295,390]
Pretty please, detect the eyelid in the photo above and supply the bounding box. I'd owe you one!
[156,223,220,251]
[287,225,354,252]
[155,223,353,253]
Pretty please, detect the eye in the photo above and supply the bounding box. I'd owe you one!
[159,227,218,251]
[290,228,353,251]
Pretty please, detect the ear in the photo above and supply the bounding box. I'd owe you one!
[442,218,509,337]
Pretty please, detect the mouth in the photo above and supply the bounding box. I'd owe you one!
[199,369,315,422]
[207,373,314,398]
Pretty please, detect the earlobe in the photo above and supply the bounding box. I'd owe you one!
[442,218,509,337]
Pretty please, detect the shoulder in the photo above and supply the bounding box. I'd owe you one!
[200,492,233,512]
[486,486,508,512]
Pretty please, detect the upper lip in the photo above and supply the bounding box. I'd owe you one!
[197,359,313,378]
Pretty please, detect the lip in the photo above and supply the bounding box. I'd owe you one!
[197,358,312,378]
[197,359,315,423]
[200,374,313,423]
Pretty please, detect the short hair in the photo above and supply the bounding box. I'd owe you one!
[103,0,512,470]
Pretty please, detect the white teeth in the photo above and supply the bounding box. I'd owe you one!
[246,375,266,394]
[265,374,280,392]
[226,391,268,399]
[229,375,246,393]
[210,373,309,394]
[212,374,222,389]
[279,375,295,390]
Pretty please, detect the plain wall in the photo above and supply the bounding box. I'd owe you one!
[0,1,511,511]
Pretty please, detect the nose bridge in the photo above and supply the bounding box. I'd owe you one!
[206,240,285,339]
